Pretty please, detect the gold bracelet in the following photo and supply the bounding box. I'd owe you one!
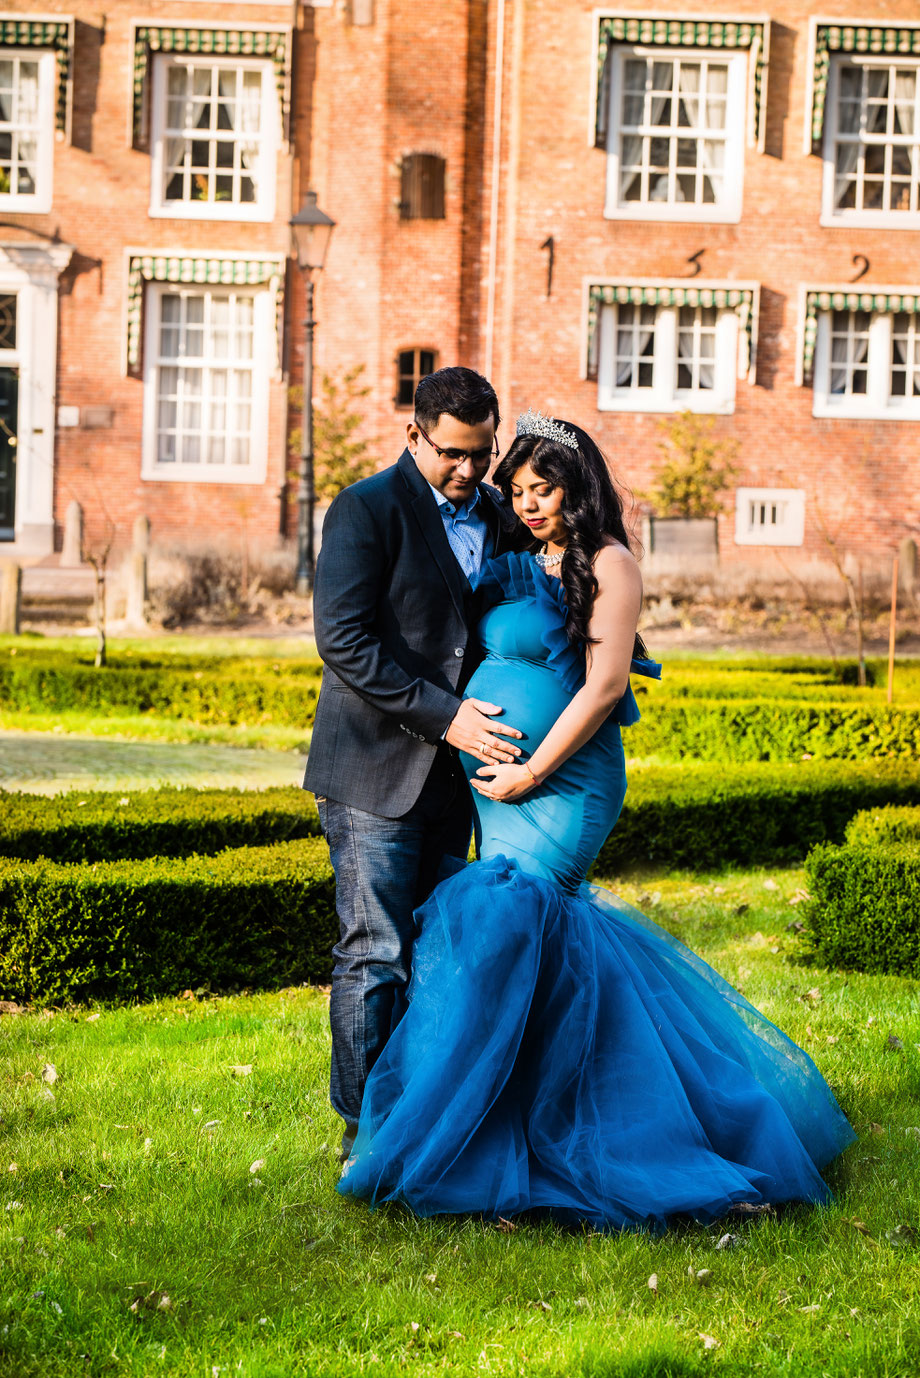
[523,763,541,788]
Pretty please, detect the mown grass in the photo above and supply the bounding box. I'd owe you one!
[2,867,919,1377]
[0,709,309,753]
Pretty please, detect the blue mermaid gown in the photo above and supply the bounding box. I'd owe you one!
[337,552,855,1230]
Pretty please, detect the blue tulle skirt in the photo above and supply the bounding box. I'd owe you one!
[337,856,856,1231]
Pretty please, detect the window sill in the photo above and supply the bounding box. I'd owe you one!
[0,192,52,215]
[603,201,742,225]
[141,465,266,485]
[148,201,275,224]
[812,399,920,421]
[733,534,805,548]
[819,209,920,231]
[598,392,735,415]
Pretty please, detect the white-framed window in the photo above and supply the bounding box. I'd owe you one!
[605,46,746,222]
[734,488,805,547]
[0,50,55,212]
[149,56,278,221]
[812,308,920,418]
[822,57,920,227]
[597,301,738,413]
[142,284,271,483]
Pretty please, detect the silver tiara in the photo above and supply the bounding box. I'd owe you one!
[515,409,578,451]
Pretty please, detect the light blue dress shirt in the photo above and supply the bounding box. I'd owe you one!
[425,480,490,584]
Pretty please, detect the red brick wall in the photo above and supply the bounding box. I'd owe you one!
[5,0,919,566]
[4,0,294,554]
[310,0,920,570]
[486,0,920,568]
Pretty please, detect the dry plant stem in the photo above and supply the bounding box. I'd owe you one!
[773,549,839,673]
[888,555,899,705]
[813,499,865,682]
[856,564,866,687]
[86,550,109,669]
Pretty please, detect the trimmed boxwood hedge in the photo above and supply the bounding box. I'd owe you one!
[845,805,920,849]
[803,840,920,976]
[0,838,336,1005]
[0,656,323,727]
[3,648,920,762]
[594,759,920,872]
[0,787,320,863]
[3,759,919,872]
[626,699,920,763]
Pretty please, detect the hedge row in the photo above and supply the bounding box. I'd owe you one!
[845,805,920,849]
[0,787,320,863]
[594,759,920,873]
[0,659,322,726]
[0,838,336,1006]
[6,761,920,1002]
[3,652,920,764]
[626,699,920,763]
[803,841,920,976]
[3,760,918,872]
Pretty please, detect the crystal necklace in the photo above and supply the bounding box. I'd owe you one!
[534,545,564,569]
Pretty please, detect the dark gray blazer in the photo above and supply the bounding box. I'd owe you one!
[304,448,521,817]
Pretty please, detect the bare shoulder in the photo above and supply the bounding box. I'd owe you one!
[594,539,642,588]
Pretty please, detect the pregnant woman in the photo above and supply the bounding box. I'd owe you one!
[337,411,855,1230]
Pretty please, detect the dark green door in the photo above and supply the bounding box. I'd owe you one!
[0,367,18,540]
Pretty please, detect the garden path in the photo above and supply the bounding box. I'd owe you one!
[0,730,306,795]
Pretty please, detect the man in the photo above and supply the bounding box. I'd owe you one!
[305,366,524,1161]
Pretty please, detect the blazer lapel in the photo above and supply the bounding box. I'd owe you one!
[398,448,469,617]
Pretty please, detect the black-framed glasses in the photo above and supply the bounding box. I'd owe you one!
[414,419,498,466]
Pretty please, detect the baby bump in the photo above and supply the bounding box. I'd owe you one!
[462,658,627,890]
[463,656,571,759]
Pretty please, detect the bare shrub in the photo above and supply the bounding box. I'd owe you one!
[147,544,298,628]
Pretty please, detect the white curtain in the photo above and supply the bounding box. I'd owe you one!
[616,305,655,387]
[678,308,716,390]
[235,70,262,191]
[166,66,210,198]
[829,314,869,395]
[621,59,672,202]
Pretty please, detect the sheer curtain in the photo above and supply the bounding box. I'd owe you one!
[621,59,672,202]
[16,60,39,194]
[235,70,262,200]
[616,305,655,387]
[833,65,863,208]
[165,65,210,199]
[829,314,869,395]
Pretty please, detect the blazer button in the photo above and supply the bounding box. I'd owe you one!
[454,647,465,657]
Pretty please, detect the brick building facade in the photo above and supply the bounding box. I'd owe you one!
[0,1,918,568]
[313,0,920,569]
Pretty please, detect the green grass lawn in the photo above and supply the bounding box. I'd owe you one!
[3,867,919,1377]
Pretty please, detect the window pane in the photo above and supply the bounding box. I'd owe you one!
[159,61,265,207]
[831,61,920,215]
[615,55,734,208]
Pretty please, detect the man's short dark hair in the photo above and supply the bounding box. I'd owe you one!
[414,366,500,432]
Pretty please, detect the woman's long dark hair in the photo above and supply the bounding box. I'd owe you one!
[493,420,647,659]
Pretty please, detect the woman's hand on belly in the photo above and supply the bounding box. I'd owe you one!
[470,762,536,803]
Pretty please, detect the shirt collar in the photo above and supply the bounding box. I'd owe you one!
[424,478,481,519]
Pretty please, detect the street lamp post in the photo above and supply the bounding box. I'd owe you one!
[290,191,336,596]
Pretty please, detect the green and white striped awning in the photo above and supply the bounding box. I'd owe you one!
[595,15,770,152]
[126,254,284,371]
[132,25,291,146]
[0,16,73,136]
[800,288,920,383]
[587,283,758,382]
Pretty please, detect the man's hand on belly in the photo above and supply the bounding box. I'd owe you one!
[445,698,524,767]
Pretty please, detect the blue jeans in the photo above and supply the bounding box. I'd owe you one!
[316,749,472,1132]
